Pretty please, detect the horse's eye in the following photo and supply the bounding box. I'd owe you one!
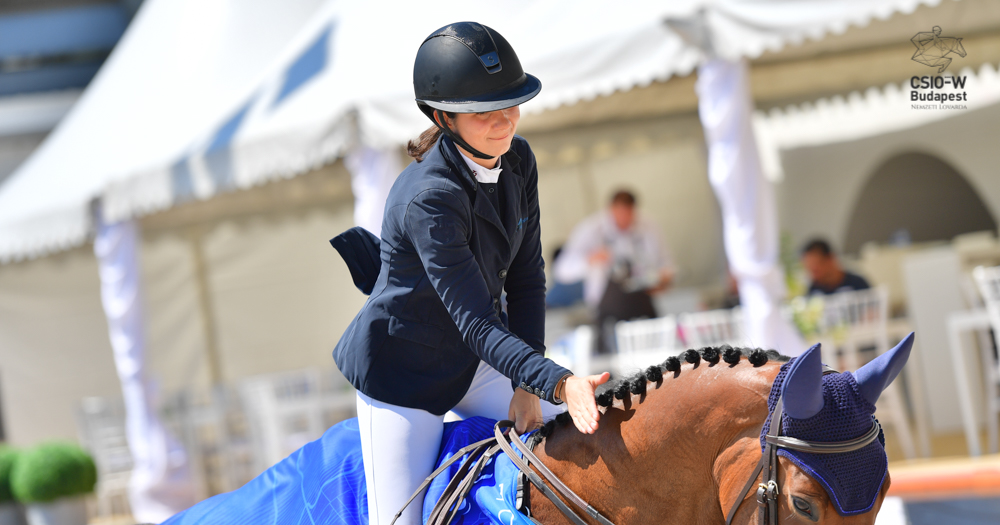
[792,496,817,522]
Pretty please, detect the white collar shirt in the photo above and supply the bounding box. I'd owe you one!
[459,153,502,184]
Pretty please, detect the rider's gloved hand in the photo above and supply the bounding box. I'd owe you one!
[558,373,611,435]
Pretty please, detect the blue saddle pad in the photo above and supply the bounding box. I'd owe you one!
[161,416,535,525]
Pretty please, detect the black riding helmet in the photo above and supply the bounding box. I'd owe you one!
[413,22,541,159]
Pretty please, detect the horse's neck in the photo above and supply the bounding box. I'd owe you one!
[529,362,779,525]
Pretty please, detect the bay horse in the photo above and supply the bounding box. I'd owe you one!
[158,335,912,525]
[514,335,912,525]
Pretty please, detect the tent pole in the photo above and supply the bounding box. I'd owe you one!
[695,58,805,355]
[188,226,223,388]
[0,370,6,442]
[95,217,196,520]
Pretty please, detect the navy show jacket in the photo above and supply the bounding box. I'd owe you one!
[331,134,571,415]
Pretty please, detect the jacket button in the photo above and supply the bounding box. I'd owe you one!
[498,269,507,279]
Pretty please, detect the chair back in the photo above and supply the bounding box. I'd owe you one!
[240,369,325,472]
[677,308,750,348]
[614,316,681,374]
[811,287,890,371]
[76,397,133,518]
[974,265,1000,336]
[819,287,889,335]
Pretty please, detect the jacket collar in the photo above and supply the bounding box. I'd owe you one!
[436,135,523,245]
[437,135,522,188]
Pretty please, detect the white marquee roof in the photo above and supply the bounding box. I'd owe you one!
[0,0,939,262]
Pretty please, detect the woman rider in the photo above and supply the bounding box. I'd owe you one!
[331,22,610,525]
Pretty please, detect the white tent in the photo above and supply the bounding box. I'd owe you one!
[0,0,955,518]
[0,0,941,261]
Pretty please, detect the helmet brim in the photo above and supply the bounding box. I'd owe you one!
[417,73,541,113]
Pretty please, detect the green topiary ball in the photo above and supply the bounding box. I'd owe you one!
[10,442,97,504]
[0,446,18,503]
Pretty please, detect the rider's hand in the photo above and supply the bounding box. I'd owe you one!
[560,373,611,435]
[508,388,544,434]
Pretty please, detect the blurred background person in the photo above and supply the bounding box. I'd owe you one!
[554,189,675,353]
[545,245,584,309]
[801,238,871,295]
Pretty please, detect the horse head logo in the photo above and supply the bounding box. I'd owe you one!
[912,26,966,73]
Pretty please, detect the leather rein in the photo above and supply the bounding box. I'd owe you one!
[390,419,614,525]
[392,365,880,525]
[723,366,882,525]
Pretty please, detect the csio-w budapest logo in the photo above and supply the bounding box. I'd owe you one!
[910,26,968,110]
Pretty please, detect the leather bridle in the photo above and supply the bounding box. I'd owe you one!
[391,419,614,525]
[393,366,881,525]
[723,366,883,525]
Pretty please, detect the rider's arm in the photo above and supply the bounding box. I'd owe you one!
[403,187,571,403]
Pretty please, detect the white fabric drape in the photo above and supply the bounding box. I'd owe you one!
[344,146,402,237]
[94,219,196,522]
[695,59,805,355]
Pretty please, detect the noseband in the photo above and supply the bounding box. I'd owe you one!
[723,366,883,525]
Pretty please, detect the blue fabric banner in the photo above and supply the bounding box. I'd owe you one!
[162,416,535,525]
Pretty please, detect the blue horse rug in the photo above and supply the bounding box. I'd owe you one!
[162,416,534,525]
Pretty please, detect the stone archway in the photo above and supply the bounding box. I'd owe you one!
[843,152,997,254]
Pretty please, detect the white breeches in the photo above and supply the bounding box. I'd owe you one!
[356,360,566,525]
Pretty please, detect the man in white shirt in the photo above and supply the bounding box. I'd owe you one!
[553,190,675,352]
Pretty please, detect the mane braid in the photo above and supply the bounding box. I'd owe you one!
[535,346,790,441]
[722,345,742,365]
[629,373,647,395]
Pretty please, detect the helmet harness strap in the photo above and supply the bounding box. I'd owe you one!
[432,109,496,161]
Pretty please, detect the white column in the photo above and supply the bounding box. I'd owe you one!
[94,219,196,522]
[695,58,805,356]
[345,145,402,237]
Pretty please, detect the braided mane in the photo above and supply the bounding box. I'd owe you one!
[536,345,790,440]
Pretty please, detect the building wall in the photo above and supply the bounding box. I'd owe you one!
[524,113,726,289]
[842,152,997,253]
[0,246,121,445]
[778,101,1000,254]
[0,164,365,444]
[140,206,365,395]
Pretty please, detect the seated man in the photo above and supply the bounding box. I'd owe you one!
[801,239,870,295]
[554,190,674,352]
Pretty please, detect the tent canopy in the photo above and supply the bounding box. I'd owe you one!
[0,0,937,263]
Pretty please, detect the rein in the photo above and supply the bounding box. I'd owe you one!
[391,420,615,525]
[723,366,882,525]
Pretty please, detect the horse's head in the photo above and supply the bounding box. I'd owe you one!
[767,334,913,523]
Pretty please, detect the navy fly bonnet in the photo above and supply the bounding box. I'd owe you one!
[759,334,913,516]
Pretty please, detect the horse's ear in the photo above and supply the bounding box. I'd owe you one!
[781,343,824,419]
[852,332,914,406]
